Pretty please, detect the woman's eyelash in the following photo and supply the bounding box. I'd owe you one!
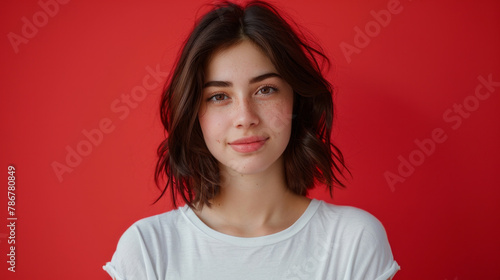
[257,85,279,94]
[207,93,228,102]
[206,85,278,102]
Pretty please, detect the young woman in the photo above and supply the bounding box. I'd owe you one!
[104,1,400,279]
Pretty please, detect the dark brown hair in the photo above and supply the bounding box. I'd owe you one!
[155,0,348,208]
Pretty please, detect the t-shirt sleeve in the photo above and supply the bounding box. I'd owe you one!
[103,223,158,280]
[343,208,400,280]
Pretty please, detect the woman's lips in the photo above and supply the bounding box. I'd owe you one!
[229,136,269,153]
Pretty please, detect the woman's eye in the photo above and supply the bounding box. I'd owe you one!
[258,86,278,95]
[208,93,228,102]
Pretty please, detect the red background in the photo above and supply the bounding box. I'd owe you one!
[1,0,499,279]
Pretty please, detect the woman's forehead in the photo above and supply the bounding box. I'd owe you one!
[204,40,278,82]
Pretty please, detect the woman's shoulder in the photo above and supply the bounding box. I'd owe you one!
[314,200,389,241]
[104,207,190,279]
[117,205,189,243]
[312,200,399,276]
[133,205,187,228]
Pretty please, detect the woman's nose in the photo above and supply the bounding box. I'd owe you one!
[233,98,260,128]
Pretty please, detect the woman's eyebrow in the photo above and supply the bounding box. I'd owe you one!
[249,72,281,84]
[203,72,281,88]
[203,80,232,88]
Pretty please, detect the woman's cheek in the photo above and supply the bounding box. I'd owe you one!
[202,113,226,146]
[199,111,215,144]
[267,100,293,132]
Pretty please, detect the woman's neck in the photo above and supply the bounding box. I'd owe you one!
[194,158,311,237]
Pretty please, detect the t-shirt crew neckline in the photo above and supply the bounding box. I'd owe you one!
[181,199,321,247]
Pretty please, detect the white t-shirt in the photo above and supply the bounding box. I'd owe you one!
[103,199,399,280]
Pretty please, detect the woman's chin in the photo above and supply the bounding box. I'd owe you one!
[220,157,283,177]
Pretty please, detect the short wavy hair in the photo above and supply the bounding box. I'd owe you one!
[155,0,348,208]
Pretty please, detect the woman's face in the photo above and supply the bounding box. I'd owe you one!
[198,40,294,176]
